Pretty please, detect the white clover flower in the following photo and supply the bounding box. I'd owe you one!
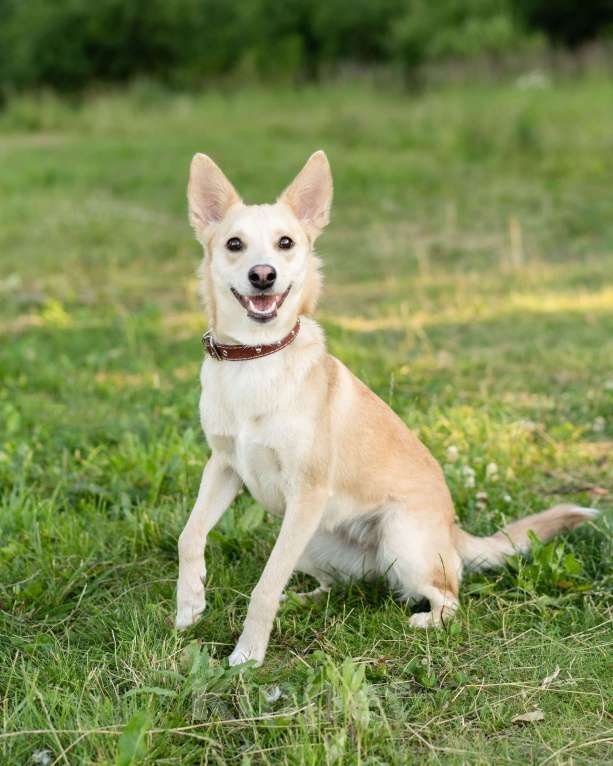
[592,416,606,433]
[486,462,499,481]
[475,490,488,510]
[263,686,284,704]
[31,752,52,766]
[446,445,459,463]
[516,70,550,90]
[462,466,476,488]
[517,419,538,432]
[503,494,512,503]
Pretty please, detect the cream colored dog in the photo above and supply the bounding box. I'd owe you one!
[175,150,597,666]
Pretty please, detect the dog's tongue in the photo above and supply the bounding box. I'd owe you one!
[250,294,277,312]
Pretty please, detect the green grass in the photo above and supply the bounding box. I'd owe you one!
[1,78,611,765]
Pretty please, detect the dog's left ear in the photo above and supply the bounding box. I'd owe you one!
[279,150,333,236]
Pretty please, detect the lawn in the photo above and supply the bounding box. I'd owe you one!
[0,78,611,765]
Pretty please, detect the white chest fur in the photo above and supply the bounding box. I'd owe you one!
[199,319,325,515]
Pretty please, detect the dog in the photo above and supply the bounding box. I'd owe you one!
[175,150,597,666]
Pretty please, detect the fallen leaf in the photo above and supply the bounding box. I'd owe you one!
[589,487,608,496]
[116,710,152,766]
[512,709,545,723]
[540,666,560,689]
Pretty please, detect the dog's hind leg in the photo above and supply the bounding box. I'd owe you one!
[281,554,331,601]
[377,506,462,628]
[280,552,331,603]
[284,527,377,601]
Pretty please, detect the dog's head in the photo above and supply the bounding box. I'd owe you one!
[188,151,332,342]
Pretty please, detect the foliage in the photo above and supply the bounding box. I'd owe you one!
[116,711,152,766]
[516,0,613,47]
[0,0,611,93]
[392,0,540,70]
[0,80,611,763]
[210,500,266,558]
[505,531,588,594]
[0,0,249,91]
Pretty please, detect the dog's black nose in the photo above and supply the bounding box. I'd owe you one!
[248,264,276,290]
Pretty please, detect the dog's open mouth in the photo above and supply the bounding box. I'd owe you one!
[231,285,291,323]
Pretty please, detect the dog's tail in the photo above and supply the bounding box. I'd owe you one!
[454,504,598,571]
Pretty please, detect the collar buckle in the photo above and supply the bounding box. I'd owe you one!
[202,331,222,361]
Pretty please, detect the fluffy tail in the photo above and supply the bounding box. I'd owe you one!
[454,504,598,571]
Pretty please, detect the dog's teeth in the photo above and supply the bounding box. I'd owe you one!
[248,298,275,316]
[248,299,264,313]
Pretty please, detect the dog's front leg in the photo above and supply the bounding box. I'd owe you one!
[229,486,327,666]
[176,453,242,630]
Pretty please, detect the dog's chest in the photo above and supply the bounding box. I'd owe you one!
[229,424,285,514]
[199,358,300,514]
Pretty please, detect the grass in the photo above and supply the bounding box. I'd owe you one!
[0,77,611,765]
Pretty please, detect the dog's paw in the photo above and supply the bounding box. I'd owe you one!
[280,585,331,605]
[175,599,206,630]
[228,637,266,667]
[409,611,438,629]
[175,579,206,630]
[409,606,457,629]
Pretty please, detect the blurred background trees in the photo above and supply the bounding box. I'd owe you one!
[0,0,611,93]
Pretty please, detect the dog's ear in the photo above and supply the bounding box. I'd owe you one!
[188,153,241,240]
[279,150,333,235]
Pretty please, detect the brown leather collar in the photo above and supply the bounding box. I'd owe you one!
[202,318,300,361]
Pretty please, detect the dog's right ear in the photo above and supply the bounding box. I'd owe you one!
[188,154,241,241]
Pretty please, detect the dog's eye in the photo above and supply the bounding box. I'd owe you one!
[278,236,294,250]
[226,237,243,252]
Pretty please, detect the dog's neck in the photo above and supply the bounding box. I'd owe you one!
[203,318,301,361]
[203,316,326,381]
[208,308,301,347]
